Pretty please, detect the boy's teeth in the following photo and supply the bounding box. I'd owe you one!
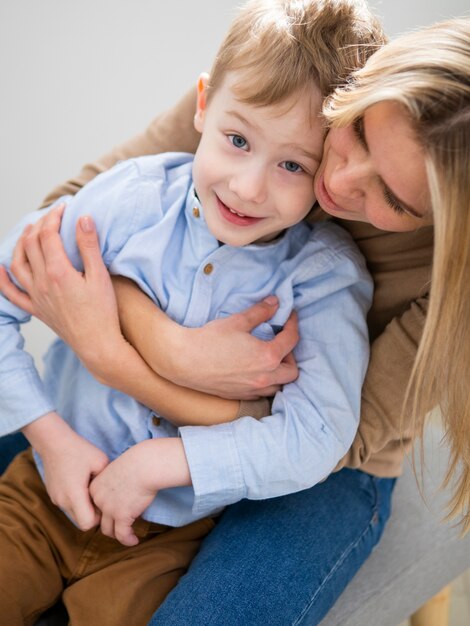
[229,208,245,217]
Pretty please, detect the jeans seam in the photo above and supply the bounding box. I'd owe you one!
[292,475,379,626]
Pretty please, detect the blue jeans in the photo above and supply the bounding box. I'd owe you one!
[151,467,395,625]
[0,432,29,474]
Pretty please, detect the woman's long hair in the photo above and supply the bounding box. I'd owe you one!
[325,18,470,532]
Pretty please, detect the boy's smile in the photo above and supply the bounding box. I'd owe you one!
[215,195,264,226]
[192,72,324,247]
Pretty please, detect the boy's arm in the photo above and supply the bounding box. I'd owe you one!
[112,276,297,399]
[176,229,373,517]
[89,438,191,546]
[0,207,114,530]
[39,88,199,209]
[22,412,108,530]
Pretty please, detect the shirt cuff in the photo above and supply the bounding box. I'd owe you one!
[0,369,55,436]
[179,422,246,517]
[237,397,272,420]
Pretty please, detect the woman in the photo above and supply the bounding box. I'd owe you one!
[1,16,469,626]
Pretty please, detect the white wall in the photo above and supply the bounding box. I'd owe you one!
[0,0,468,365]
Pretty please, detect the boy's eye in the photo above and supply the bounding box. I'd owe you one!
[228,134,248,150]
[281,161,303,173]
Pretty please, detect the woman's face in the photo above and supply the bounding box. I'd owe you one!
[313,101,433,232]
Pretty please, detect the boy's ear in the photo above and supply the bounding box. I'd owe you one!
[194,72,210,133]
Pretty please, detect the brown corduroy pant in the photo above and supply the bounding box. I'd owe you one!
[0,449,215,626]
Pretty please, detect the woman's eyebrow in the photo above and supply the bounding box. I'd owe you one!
[362,117,427,220]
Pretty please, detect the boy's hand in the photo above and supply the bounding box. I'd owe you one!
[90,438,191,547]
[23,413,109,530]
[89,443,159,547]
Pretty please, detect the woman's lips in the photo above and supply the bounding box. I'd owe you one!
[216,196,262,226]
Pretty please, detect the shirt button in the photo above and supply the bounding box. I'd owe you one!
[193,207,200,218]
[203,263,214,275]
[152,415,161,427]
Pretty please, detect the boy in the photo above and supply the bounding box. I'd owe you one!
[0,1,375,623]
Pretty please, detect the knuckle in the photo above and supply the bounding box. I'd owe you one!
[9,260,19,276]
[254,373,270,389]
[78,519,94,532]
[38,227,54,243]
[49,493,59,506]
[22,232,35,250]
[45,264,64,283]
[262,346,279,370]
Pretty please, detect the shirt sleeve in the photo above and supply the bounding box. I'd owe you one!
[0,160,142,435]
[180,237,373,516]
[39,88,199,209]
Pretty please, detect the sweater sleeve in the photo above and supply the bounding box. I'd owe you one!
[334,295,429,475]
[39,88,200,209]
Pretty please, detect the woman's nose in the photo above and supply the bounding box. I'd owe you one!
[329,154,373,201]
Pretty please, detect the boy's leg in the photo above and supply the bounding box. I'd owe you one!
[0,449,106,626]
[0,450,65,625]
[150,468,395,626]
[62,516,215,626]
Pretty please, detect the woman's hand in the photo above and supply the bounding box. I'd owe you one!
[114,278,300,400]
[0,204,125,378]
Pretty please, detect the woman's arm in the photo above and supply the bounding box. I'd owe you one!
[332,221,434,476]
[334,296,429,475]
[0,208,266,427]
[113,276,299,399]
[39,88,200,209]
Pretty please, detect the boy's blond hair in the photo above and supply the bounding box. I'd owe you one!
[206,0,386,106]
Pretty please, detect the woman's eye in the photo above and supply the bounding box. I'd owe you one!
[352,117,367,149]
[228,134,248,150]
[281,161,303,173]
[383,186,405,215]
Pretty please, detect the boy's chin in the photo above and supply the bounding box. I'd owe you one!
[218,232,278,247]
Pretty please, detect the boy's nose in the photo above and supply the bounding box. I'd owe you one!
[229,166,268,205]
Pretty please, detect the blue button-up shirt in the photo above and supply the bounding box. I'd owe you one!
[0,153,372,526]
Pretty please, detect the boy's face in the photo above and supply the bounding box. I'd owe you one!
[192,72,324,246]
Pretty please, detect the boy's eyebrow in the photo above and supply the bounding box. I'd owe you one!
[284,144,322,163]
[226,110,322,162]
[226,110,259,130]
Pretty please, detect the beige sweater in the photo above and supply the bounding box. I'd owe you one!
[40,89,434,477]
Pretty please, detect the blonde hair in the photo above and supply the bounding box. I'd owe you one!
[206,0,386,106]
[325,18,470,533]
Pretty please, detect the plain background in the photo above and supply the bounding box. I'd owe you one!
[0,0,468,365]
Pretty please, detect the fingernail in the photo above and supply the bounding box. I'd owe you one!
[80,216,94,233]
[55,202,66,211]
[263,295,278,305]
